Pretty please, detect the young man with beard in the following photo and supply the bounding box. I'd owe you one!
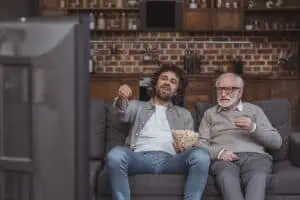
[106,64,211,200]
[196,72,282,200]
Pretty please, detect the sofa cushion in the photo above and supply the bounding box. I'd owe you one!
[90,100,107,160]
[253,99,291,161]
[97,168,219,196]
[105,104,130,155]
[97,162,300,196]
[289,133,300,167]
[268,161,300,195]
[192,103,214,132]
[90,160,102,200]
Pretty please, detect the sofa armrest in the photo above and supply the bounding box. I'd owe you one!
[90,159,104,200]
[289,133,300,167]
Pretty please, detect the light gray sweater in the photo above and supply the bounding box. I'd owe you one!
[197,102,282,159]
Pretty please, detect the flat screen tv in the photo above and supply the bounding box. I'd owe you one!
[0,16,90,200]
[140,0,182,31]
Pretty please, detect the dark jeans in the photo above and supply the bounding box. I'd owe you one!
[106,146,211,200]
[210,152,273,200]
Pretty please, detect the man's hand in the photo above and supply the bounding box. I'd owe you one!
[118,84,132,100]
[173,141,186,153]
[235,116,254,132]
[219,150,239,161]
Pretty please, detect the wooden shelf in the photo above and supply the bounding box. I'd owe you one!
[245,7,300,12]
[90,29,300,33]
[244,29,300,32]
[91,29,139,32]
[183,8,213,31]
[183,7,242,10]
[213,9,243,31]
[64,8,139,12]
[214,8,242,11]
[184,8,212,11]
[183,7,243,31]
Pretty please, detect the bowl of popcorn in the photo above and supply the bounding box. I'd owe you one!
[172,130,199,150]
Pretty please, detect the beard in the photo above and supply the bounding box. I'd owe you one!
[217,93,239,108]
[155,85,175,102]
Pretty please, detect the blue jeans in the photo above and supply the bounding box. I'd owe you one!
[107,146,211,200]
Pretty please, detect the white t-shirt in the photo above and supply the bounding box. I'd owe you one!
[134,105,176,155]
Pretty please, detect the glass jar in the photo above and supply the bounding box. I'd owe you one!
[127,0,137,7]
[97,13,106,30]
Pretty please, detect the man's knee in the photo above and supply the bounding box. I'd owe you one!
[216,170,240,183]
[107,146,129,169]
[242,172,269,185]
[187,148,211,168]
[212,163,240,184]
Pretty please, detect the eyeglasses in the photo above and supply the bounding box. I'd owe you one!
[216,87,241,94]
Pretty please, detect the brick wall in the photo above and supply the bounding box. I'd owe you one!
[91,32,299,75]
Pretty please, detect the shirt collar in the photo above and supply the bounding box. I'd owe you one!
[145,98,174,110]
[236,100,243,111]
[217,100,243,112]
[144,98,180,116]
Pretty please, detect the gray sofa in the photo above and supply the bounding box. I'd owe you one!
[90,99,300,200]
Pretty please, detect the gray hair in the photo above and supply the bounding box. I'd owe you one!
[215,73,244,88]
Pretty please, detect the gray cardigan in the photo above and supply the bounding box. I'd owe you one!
[197,102,282,159]
[114,98,194,150]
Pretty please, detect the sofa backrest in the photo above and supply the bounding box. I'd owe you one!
[253,99,291,161]
[105,104,130,155]
[192,99,292,161]
[89,100,129,163]
[89,100,107,161]
[90,99,292,162]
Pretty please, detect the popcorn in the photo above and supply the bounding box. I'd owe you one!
[172,130,199,150]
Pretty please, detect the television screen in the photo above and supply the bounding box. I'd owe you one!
[0,16,90,200]
[146,1,175,28]
[140,0,182,31]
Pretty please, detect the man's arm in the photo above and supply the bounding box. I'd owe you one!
[196,111,226,159]
[113,84,139,123]
[252,107,282,150]
[113,97,138,123]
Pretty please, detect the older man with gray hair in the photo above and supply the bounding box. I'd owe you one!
[195,72,282,200]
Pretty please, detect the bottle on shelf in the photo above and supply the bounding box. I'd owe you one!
[105,14,112,30]
[200,0,208,8]
[105,0,113,8]
[189,0,198,9]
[97,12,106,30]
[89,12,96,30]
[115,13,121,29]
[98,0,104,8]
[225,0,231,8]
[217,0,222,8]
[109,14,115,29]
[59,0,65,9]
[116,0,123,8]
[127,0,137,7]
[70,0,80,8]
[128,17,133,30]
[127,13,138,30]
[89,50,96,74]
[131,18,138,30]
[82,0,88,8]
[121,12,127,30]
[89,0,98,8]
[69,0,75,8]
[232,0,238,8]
[75,0,80,8]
